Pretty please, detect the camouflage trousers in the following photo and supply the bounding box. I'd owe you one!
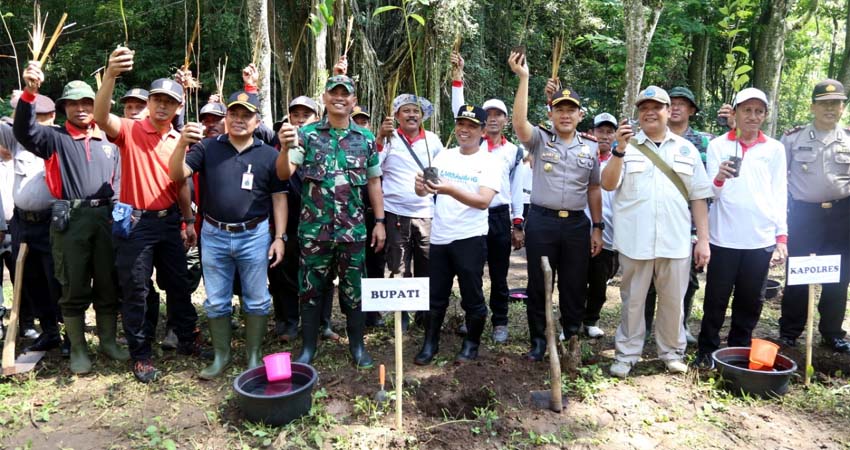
[299,239,366,312]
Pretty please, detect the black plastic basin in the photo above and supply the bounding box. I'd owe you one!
[233,362,318,425]
[712,347,797,398]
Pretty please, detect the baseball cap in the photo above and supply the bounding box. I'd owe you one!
[455,104,487,125]
[812,79,847,102]
[550,87,581,107]
[120,88,149,103]
[392,94,434,121]
[200,102,226,118]
[325,75,355,93]
[289,96,320,116]
[351,105,370,119]
[593,113,618,129]
[55,81,96,113]
[227,90,260,113]
[148,78,184,103]
[668,86,699,111]
[732,87,768,108]
[635,86,671,106]
[482,99,508,115]
[11,94,55,114]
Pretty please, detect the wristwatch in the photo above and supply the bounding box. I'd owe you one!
[276,234,288,242]
[374,217,387,224]
[182,216,196,225]
[611,149,626,158]
[512,218,524,231]
[592,222,605,230]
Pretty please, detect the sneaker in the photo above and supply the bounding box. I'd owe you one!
[665,359,688,374]
[559,331,565,341]
[161,329,178,350]
[821,337,850,354]
[492,325,509,343]
[20,327,40,340]
[320,327,340,341]
[133,359,160,383]
[23,332,61,352]
[693,353,715,370]
[609,361,632,378]
[585,325,605,339]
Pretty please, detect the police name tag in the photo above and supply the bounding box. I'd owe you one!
[787,255,842,285]
[362,277,429,312]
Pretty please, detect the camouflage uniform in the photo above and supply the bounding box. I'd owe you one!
[682,126,714,166]
[291,117,381,311]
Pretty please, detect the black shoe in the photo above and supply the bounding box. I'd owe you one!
[176,334,213,360]
[365,312,385,328]
[276,323,298,343]
[821,337,850,354]
[24,332,62,352]
[455,315,485,363]
[776,336,797,349]
[526,338,546,362]
[133,359,160,383]
[693,352,715,370]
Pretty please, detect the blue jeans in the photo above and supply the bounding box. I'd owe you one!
[201,219,271,318]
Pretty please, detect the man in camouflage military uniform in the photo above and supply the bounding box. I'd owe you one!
[276,75,386,369]
[779,79,850,354]
[644,86,714,345]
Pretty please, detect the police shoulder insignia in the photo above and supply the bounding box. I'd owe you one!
[538,123,553,134]
[579,131,597,142]
[784,125,805,136]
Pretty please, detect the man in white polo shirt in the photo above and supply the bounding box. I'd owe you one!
[601,86,713,378]
[695,88,787,369]
[376,94,443,330]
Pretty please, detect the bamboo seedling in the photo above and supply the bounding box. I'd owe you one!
[119,0,129,44]
[343,15,354,57]
[215,56,228,100]
[37,13,68,65]
[27,3,46,63]
[550,32,564,82]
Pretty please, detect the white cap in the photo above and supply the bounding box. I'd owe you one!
[482,99,508,115]
[733,87,768,108]
[593,112,618,129]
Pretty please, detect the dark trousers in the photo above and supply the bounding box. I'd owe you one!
[584,248,618,325]
[645,252,699,333]
[429,236,487,319]
[51,205,119,317]
[525,207,591,342]
[781,198,850,340]
[385,211,429,277]
[272,234,301,328]
[114,209,197,361]
[698,244,772,354]
[0,222,27,327]
[486,206,511,326]
[11,214,61,334]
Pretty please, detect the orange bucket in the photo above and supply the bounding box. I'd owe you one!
[748,339,779,370]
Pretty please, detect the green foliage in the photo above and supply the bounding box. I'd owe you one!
[308,0,335,36]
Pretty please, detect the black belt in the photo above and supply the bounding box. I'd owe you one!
[134,205,178,219]
[14,207,51,223]
[488,204,510,213]
[204,215,267,232]
[70,198,110,208]
[793,197,850,210]
[529,204,584,218]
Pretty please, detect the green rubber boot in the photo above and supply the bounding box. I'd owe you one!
[199,316,233,380]
[96,313,130,361]
[64,316,92,374]
[244,314,268,369]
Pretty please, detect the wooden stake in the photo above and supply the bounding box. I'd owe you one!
[38,12,67,65]
[2,244,29,375]
[805,253,816,385]
[550,33,564,81]
[394,310,403,430]
[541,256,563,412]
[343,15,354,57]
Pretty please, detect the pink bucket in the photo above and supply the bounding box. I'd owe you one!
[263,352,292,382]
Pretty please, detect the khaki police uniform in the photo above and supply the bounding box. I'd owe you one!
[780,124,850,343]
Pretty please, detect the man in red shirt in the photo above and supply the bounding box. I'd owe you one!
[94,46,201,383]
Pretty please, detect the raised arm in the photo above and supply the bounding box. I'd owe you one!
[95,47,135,139]
[168,123,204,181]
[450,52,465,117]
[508,52,533,143]
[12,62,56,158]
[275,123,300,180]
[601,119,633,191]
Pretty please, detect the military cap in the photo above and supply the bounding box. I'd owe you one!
[669,86,699,111]
[812,79,847,102]
[227,90,260,113]
[550,87,581,108]
[55,81,96,113]
[325,75,355,93]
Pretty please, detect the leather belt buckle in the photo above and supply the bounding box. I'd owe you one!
[821,202,833,209]
[558,210,570,218]
[156,209,169,218]
[225,223,245,232]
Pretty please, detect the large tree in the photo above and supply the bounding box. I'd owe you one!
[247,0,273,125]
[620,0,664,117]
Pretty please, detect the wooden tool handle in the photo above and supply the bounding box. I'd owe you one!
[2,243,28,374]
[379,364,385,386]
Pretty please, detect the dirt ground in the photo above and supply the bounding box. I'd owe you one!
[2,249,850,449]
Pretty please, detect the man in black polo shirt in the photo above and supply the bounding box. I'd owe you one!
[169,90,287,379]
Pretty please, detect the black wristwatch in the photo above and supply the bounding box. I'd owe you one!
[374,217,386,224]
[276,234,288,242]
[611,149,626,158]
[513,218,524,231]
[182,216,196,225]
[592,222,605,230]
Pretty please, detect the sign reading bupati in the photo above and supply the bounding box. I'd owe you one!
[362,277,429,312]
[786,255,842,286]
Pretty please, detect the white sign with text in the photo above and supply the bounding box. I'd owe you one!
[362,277,430,312]
[786,255,842,286]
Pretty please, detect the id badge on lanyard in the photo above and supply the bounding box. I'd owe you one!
[241,164,254,191]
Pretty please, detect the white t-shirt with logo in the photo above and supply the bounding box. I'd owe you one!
[430,147,501,245]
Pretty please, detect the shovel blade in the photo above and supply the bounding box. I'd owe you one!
[529,390,567,411]
[2,350,45,375]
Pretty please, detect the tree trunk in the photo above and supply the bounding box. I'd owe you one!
[752,0,796,136]
[311,0,328,100]
[838,0,850,88]
[687,31,709,107]
[620,0,664,118]
[247,0,273,126]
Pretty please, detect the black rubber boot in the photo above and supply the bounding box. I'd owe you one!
[244,314,268,369]
[346,309,374,369]
[526,318,547,362]
[456,315,486,363]
[199,316,232,380]
[295,302,321,364]
[414,310,445,365]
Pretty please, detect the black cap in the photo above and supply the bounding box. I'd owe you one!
[200,102,226,118]
[455,104,486,125]
[120,88,149,103]
[812,79,847,102]
[148,78,184,102]
[550,87,581,107]
[351,105,370,119]
[227,90,260,113]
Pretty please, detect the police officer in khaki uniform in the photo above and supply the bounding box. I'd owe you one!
[779,79,850,354]
[508,51,603,361]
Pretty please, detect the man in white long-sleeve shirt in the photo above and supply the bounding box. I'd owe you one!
[695,88,787,369]
[451,52,525,342]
